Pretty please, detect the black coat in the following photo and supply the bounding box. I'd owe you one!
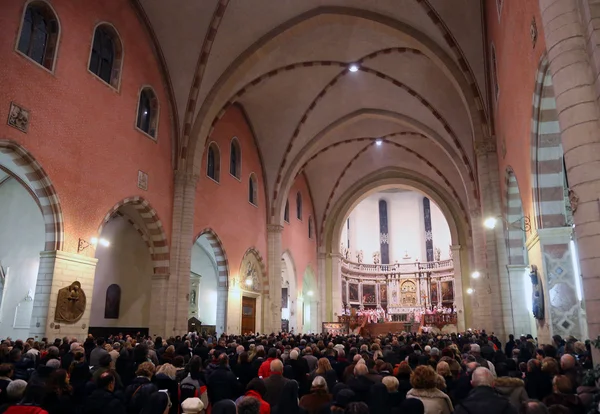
[525,371,553,401]
[346,376,374,404]
[207,365,241,404]
[264,374,292,408]
[124,377,157,414]
[233,361,256,388]
[454,386,517,414]
[83,389,127,414]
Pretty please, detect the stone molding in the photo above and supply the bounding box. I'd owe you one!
[267,224,284,233]
[40,250,98,266]
[474,139,497,156]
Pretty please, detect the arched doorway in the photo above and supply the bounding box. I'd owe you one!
[0,141,63,339]
[191,230,228,336]
[281,251,298,333]
[234,248,267,335]
[302,265,318,333]
[90,199,168,336]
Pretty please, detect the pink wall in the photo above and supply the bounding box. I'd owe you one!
[486,0,546,225]
[193,105,268,279]
[282,174,318,291]
[0,0,174,252]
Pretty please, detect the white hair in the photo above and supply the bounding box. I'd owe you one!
[471,367,494,387]
[290,350,299,360]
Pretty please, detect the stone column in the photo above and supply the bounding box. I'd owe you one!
[318,251,328,325]
[330,253,343,320]
[473,141,506,339]
[450,245,466,331]
[166,171,198,335]
[149,274,168,337]
[267,224,283,334]
[539,0,600,346]
[29,250,97,340]
[505,265,534,338]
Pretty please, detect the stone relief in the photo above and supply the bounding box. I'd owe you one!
[568,189,579,214]
[7,102,29,133]
[137,170,148,191]
[55,281,86,323]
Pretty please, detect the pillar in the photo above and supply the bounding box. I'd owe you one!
[330,253,343,320]
[318,251,328,327]
[539,0,600,346]
[29,250,97,340]
[505,265,535,338]
[166,171,198,335]
[450,245,466,331]
[149,274,168,337]
[267,224,283,333]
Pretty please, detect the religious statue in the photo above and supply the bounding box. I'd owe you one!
[372,251,380,264]
[434,247,441,261]
[190,289,196,305]
[529,265,545,320]
[356,250,363,263]
[55,281,86,323]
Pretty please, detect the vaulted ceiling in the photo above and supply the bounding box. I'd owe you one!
[139,0,489,234]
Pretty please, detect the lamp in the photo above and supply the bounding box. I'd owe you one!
[78,237,110,253]
[484,215,531,232]
[471,271,481,279]
[466,288,474,295]
[245,277,253,287]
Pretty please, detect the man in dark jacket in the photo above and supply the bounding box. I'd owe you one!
[84,372,127,414]
[505,335,516,359]
[346,363,374,404]
[455,367,517,414]
[207,354,241,404]
[524,359,553,401]
[264,359,291,409]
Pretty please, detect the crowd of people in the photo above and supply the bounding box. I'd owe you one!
[0,330,592,414]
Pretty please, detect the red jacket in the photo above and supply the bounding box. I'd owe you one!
[258,357,276,379]
[245,390,270,414]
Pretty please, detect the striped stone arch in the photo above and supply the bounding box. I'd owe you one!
[505,168,527,265]
[195,228,229,288]
[531,55,569,229]
[240,247,269,296]
[98,197,169,274]
[0,140,64,251]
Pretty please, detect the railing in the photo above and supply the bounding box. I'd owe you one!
[341,258,453,274]
[423,313,457,328]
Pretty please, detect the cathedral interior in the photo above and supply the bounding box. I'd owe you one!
[1,0,599,346]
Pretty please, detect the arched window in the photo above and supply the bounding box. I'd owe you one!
[230,138,241,179]
[16,2,60,71]
[207,142,220,182]
[248,173,258,206]
[284,200,290,223]
[89,24,123,88]
[104,284,121,319]
[296,192,303,220]
[491,43,499,102]
[308,216,314,239]
[136,87,159,139]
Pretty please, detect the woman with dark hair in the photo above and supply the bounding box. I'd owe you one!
[69,351,91,403]
[369,382,392,414]
[180,356,208,412]
[310,358,337,393]
[42,369,76,414]
[212,400,237,414]
[234,352,255,388]
[344,402,370,414]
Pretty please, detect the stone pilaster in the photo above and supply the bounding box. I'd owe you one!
[30,250,97,340]
[166,171,198,335]
[266,224,283,333]
[318,251,328,326]
[330,253,343,320]
[505,265,535,338]
[450,245,466,331]
[539,0,600,346]
[149,274,168,337]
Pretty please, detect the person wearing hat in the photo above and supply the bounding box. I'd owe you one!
[181,397,204,414]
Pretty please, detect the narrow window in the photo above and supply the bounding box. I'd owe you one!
[89,24,123,88]
[491,44,499,102]
[284,200,290,223]
[308,216,314,239]
[296,192,303,220]
[230,138,241,179]
[249,173,258,205]
[16,2,59,71]
[207,142,221,182]
[136,87,159,138]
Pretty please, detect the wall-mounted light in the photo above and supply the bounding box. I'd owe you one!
[78,237,110,253]
[471,271,480,279]
[466,288,474,295]
[484,215,531,232]
[307,290,314,297]
[245,277,253,287]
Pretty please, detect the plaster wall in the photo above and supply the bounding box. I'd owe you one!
[0,179,45,339]
[90,216,153,328]
[190,242,218,326]
[344,191,451,263]
[0,0,174,253]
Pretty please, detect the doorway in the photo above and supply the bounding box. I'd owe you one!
[241,296,256,334]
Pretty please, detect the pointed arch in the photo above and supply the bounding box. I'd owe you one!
[240,247,268,296]
[0,140,63,251]
[98,196,169,274]
[195,228,229,289]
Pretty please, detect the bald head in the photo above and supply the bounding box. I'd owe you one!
[560,354,576,370]
[354,363,368,377]
[471,367,494,388]
[270,359,283,373]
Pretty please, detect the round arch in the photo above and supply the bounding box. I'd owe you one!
[0,140,63,251]
[281,250,298,332]
[185,7,486,179]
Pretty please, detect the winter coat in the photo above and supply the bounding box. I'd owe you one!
[577,385,599,411]
[258,358,277,379]
[543,393,585,414]
[406,387,453,414]
[264,373,291,408]
[238,390,270,414]
[454,386,517,414]
[494,377,528,409]
[83,389,127,414]
[524,371,553,401]
[124,376,157,413]
[299,390,332,414]
[206,365,241,404]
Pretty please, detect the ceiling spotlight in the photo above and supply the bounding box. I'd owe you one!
[375,139,382,146]
[99,238,110,247]
[484,217,498,229]
[348,64,359,72]
[466,288,474,295]
[90,237,99,245]
[245,278,253,287]
[471,271,480,279]
[307,290,314,297]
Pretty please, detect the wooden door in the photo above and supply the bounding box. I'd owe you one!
[241,296,256,334]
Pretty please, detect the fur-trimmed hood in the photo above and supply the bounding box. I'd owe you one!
[495,377,525,389]
[407,387,451,400]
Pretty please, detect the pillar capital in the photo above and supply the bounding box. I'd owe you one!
[474,139,497,157]
[267,224,284,233]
